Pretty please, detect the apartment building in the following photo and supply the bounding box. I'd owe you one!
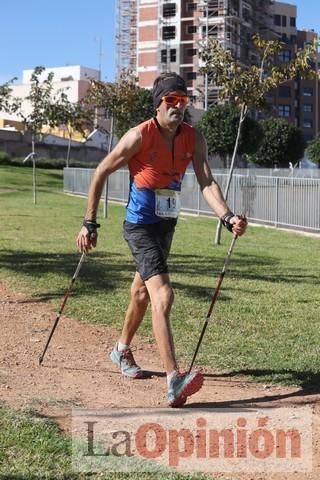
[0,66,104,137]
[269,2,319,140]
[2,66,100,125]
[116,0,319,139]
[116,0,273,107]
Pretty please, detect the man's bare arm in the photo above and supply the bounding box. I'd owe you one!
[76,127,141,252]
[84,127,141,221]
[192,129,247,236]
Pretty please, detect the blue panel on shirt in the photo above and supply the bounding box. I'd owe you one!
[125,179,182,224]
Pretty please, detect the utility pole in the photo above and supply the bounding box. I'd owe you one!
[98,37,103,80]
[315,35,319,135]
[204,1,209,111]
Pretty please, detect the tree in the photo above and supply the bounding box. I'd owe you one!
[115,87,154,138]
[199,35,317,243]
[0,78,20,115]
[83,70,154,141]
[197,103,263,166]
[306,134,320,167]
[250,118,306,168]
[17,66,55,204]
[48,90,95,166]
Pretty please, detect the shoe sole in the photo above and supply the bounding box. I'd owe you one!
[169,372,204,408]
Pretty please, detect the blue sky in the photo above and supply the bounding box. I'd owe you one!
[0,0,319,85]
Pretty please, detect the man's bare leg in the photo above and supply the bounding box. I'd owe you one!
[143,273,203,407]
[144,273,178,373]
[118,271,150,346]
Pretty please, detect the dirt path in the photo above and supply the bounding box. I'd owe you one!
[0,280,319,479]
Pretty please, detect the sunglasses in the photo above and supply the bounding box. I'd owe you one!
[161,95,189,106]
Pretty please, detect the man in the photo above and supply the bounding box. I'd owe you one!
[77,72,247,408]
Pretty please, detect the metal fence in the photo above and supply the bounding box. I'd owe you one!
[64,168,320,234]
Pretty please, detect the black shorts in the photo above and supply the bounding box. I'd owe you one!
[123,219,177,281]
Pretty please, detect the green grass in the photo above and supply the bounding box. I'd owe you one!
[1,164,320,389]
[1,165,319,479]
[0,405,210,480]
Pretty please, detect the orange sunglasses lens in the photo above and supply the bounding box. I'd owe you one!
[162,95,189,106]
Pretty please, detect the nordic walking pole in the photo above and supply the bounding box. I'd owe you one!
[188,234,238,373]
[39,252,86,365]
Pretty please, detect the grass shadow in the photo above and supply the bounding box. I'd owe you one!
[0,249,318,306]
[189,368,320,408]
[0,250,134,296]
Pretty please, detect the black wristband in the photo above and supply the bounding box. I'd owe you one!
[83,219,100,234]
[220,211,234,233]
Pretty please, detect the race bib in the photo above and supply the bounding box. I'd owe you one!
[155,189,181,218]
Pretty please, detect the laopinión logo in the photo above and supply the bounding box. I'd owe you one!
[71,407,312,474]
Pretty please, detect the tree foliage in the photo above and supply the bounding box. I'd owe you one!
[197,103,262,162]
[199,34,317,243]
[0,78,20,114]
[48,90,94,138]
[250,118,306,168]
[200,35,317,110]
[115,86,154,138]
[306,135,320,167]
[83,70,154,139]
[19,66,55,136]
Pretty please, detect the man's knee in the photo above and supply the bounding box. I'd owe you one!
[152,284,174,314]
[131,283,149,306]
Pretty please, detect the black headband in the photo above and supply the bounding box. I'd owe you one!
[152,75,187,109]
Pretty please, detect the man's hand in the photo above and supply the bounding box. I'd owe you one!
[76,220,100,253]
[229,214,247,236]
[221,212,247,236]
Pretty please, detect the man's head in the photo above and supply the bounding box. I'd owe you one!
[152,73,189,125]
[152,73,188,109]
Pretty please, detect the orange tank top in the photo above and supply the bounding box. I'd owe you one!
[128,117,195,189]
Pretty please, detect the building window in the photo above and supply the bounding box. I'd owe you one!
[303,119,313,128]
[161,49,176,63]
[187,25,197,34]
[162,26,176,40]
[282,15,287,27]
[278,105,291,117]
[163,3,176,17]
[290,35,297,44]
[187,71,197,80]
[290,17,296,27]
[274,14,281,26]
[281,33,288,42]
[279,86,291,98]
[187,2,197,11]
[202,25,220,37]
[303,87,313,97]
[187,48,197,56]
[170,49,176,62]
[278,49,291,62]
[303,104,313,113]
[243,7,251,22]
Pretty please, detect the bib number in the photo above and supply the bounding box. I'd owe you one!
[155,189,181,218]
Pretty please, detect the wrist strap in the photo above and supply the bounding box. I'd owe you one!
[220,211,234,232]
[83,219,100,234]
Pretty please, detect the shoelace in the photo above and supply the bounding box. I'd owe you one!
[120,349,138,367]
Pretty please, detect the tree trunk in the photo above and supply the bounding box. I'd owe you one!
[66,128,72,168]
[214,104,247,245]
[103,114,114,219]
[32,134,37,205]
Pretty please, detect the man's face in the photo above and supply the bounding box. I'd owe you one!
[157,90,189,125]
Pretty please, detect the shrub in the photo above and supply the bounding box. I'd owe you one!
[0,154,99,169]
